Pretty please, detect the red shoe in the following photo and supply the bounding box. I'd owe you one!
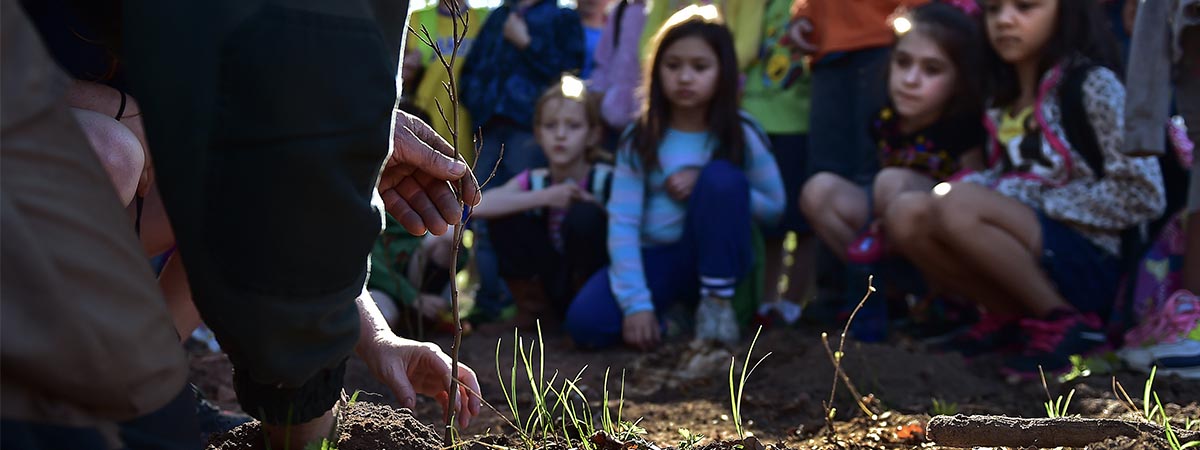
[846,229,885,264]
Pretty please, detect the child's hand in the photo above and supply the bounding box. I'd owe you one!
[623,311,660,351]
[541,183,584,209]
[503,13,532,50]
[665,168,701,201]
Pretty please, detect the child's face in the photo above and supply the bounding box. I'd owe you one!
[536,98,596,167]
[984,0,1058,65]
[659,36,720,114]
[889,29,957,129]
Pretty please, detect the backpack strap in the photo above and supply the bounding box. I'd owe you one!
[588,163,615,204]
[527,168,552,216]
[528,167,552,191]
[1058,64,1107,178]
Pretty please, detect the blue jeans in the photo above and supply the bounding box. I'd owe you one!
[807,48,889,185]
[472,118,547,317]
[565,161,753,348]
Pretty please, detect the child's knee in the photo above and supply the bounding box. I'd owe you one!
[873,168,912,203]
[929,182,980,235]
[564,283,621,348]
[799,172,839,214]
[883,192,933,244]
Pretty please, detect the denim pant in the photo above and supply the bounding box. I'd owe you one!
[565,161,753,348]
[122,0,408,424]
[806,48,889,185]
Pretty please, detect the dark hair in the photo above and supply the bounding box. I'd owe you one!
[888,2,988,122]
[983,0,1122,108]
[629,7,743,171]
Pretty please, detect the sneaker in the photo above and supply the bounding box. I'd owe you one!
[1002,310,1109,379]
[846,229,885,264]
[695,295,739,345]
[933,312,1020,358]
[1119,339,1200,379]
[753,300,803,329]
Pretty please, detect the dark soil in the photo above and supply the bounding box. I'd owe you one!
[207,402,442,450]
[197,325,1200,449]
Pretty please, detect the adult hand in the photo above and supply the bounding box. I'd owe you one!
[622,310,660,351]
[665,168,701,202]
[358,334,482,428]
[541,183,584,209]
[503,13,532,49]
[785,18,818,55]
[381,110,481,236]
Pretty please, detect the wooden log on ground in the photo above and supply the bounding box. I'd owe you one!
[926,414,1200,448]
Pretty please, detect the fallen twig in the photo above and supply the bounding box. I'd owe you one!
[926,414,1200,448]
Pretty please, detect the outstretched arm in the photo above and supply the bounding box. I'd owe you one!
[355,290,481,428]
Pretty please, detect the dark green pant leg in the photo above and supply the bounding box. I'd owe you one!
[123,0,404,425]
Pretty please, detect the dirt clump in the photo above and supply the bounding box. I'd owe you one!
[207,401,441,450]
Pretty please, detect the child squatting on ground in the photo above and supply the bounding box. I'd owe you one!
[886,0,1166,377]
[565,5,785,351]
[800,2,986,271]
[471,75,614,329]
[799,1,988,341]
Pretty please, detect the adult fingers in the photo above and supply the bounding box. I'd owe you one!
[459,172,482,207]
[415,173,466,226]
[393,113,469,182]
[386,362,419,409]
[461,363,482,417]
[397,176,450,235]
[381,191,429,235]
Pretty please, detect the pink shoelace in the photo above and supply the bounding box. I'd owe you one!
[1125,290,1200,347]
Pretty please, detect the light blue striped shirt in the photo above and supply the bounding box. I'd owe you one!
[607,114,785,316]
